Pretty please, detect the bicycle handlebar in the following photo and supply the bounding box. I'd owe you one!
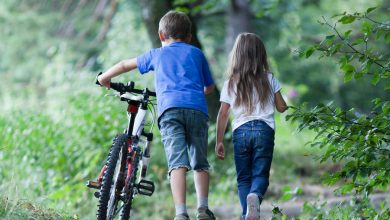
[96,72,156,97]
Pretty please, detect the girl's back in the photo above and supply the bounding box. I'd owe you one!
[220,73,281,131]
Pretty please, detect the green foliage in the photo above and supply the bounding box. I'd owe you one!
[280,186,303,202]
[300,195,390,219]
[0,81,125,218]
[303,10,390,86]
[288,7,390,200]
[0,197,76,220]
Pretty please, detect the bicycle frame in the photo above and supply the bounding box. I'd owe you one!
[88,74,157,220]
[96,93,153,188]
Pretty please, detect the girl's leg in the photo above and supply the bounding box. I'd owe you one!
[233,127,252,219]
[250,123,275,199]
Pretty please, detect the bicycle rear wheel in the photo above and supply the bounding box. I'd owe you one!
[120,147,141,220]
[97,134,127,220]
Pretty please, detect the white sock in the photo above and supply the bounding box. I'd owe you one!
[175,204,187,215]
[198,196,208,208]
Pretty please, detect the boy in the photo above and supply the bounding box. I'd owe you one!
[98,10,215,220]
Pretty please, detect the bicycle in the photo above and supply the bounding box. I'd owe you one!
[87,73,157,220]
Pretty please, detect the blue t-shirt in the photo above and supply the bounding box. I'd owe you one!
[137,42,214,117]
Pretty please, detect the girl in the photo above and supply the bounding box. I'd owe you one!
[215,33,287,220]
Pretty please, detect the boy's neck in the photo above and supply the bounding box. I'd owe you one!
[161,38,187,47]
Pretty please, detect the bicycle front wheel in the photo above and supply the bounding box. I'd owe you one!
[120,147,141,220]
[97,134,127,220]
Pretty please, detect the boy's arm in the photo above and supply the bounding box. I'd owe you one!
[215,102,230,160]
[204,84,215,94]
[98,58,137,88]
[275,91,288,113]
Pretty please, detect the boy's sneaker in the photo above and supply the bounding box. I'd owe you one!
[196,207,216,220]
[245,193,260,220]
[174,213,190,220]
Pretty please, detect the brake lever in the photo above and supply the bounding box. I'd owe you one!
[96,72,103,86]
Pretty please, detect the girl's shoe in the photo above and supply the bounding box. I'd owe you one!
[245,193,260,220]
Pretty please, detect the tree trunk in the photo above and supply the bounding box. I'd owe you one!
[139,0,172,48]
[225,0,251,52]
[188,14,220,123]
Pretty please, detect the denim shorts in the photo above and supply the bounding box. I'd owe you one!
[158,108,210,175]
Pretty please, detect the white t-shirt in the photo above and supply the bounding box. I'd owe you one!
[219,73,281,131]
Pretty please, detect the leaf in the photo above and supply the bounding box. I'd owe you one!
[344,71,353,82]
[326,34,335,39]
[305,47,315,58]
[334,11,347,18]
[175,6,190,14]
[352,38,364,46]
[385,81,390,90]
[382,101,390,114]
[323,174,340,186]
[338,15,356,24]
[354,70,365,79]
[385,32,390,43]
[362,21,372,34]
[371,73,380,85]
[280,192,293,201]
[338,183,354,195]
[366,7,377,14]
[344,30,352,39]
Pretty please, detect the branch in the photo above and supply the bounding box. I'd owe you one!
[321,16,387,69]
[364,15,390,27]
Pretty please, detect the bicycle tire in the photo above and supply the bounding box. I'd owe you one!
[97,134,128,220]
[120,147,141,220]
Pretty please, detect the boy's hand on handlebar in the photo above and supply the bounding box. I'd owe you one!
[98,74,111,88]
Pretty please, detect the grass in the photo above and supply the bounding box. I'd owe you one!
[0,197,76,220]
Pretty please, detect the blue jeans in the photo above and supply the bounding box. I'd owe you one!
[158,108,210,175]
[232,120,275,218]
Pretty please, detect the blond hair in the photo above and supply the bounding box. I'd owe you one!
[227,33,272,114]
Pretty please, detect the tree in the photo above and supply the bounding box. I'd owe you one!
[225,0,251,51]
[287,6,389,206]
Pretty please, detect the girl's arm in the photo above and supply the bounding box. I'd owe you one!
[215,102,230,160]
[98,58,138,88]
[275,91,288,113]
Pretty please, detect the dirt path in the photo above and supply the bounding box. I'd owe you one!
[212,185,390,220]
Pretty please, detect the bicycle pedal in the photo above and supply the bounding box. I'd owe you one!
[86,180,101,189]
[137,179,155,196]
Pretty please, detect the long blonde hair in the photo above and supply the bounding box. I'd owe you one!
[227,33,272,114]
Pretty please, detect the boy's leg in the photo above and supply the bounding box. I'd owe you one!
[194,170,216,220]
[186,109,210,207]
[185,109,215,219]
[159,109,191,218]
[194,170,209,208]
[171,168,188,216]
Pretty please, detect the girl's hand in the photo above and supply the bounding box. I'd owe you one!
[215,142,225,160]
